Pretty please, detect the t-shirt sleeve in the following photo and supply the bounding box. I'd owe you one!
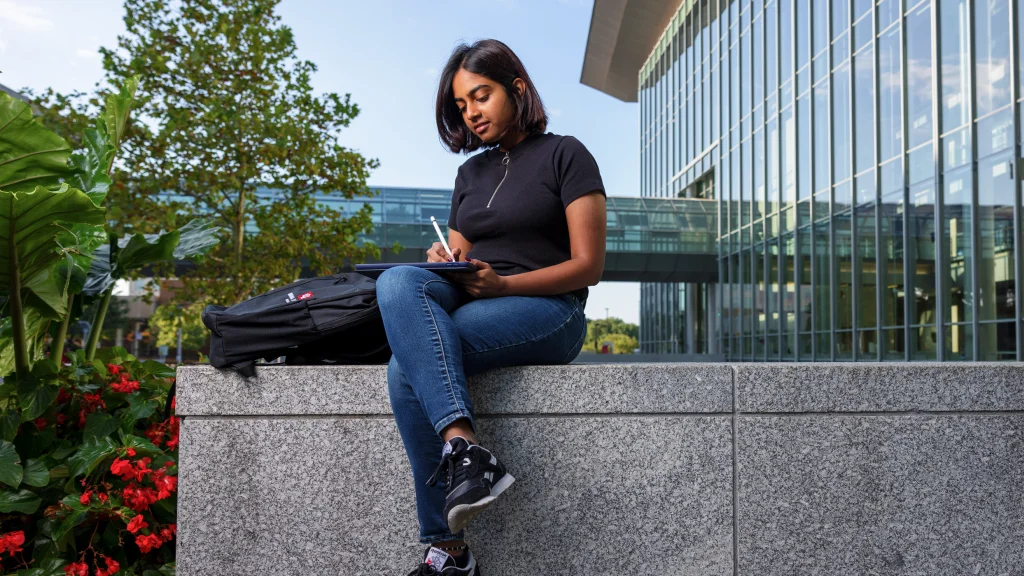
[447,167,464,232]
[554,136,606,209]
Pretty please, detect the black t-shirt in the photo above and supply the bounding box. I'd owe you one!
[447,132,606,305]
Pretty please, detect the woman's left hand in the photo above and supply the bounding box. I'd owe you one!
[450,259,508,298]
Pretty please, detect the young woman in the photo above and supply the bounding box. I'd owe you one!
[376,39,607,576]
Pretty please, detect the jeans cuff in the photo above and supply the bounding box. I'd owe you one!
[421,531,466,545]
[433,411,476,436]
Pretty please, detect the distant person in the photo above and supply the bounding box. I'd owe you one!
[376,39,607,575]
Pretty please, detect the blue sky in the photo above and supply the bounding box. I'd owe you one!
[0,0,642,324]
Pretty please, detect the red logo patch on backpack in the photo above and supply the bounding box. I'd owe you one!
[298,291,313,300]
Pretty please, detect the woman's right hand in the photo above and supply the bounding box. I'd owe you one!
[426,242,462,263]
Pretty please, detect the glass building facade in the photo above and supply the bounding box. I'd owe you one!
[640,0,1024,361]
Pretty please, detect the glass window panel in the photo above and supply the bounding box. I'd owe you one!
[768,119,780,214]
[755,242,767,353]
[940,0,970,130]
[881,190,905,328]
[783,106,797,204]
[854,15,873,51]
[878,0,899,32]
[754,13,764,106]
[978,107,1014,158]
[854,49,875,173]
[943,127,971,170]
[835,212,854,331]
[908,143,935,184]
[835,181,852,213]
[881,158,904,195]
[743,138,753,224]
[945,323,974,360]
[814,221,831,331]
[856,170,876,207]
[813,0,828,56]
[833,61,852,183]
[798,65,811,95]
[879,27,902,163]
[857,202,878,337]
[834,31,851,66]
[906,4,933,149]
[731,36,741,128]
[800,228,813,335]
[977,154,1016,324]
[769,239,780,333]
[883,328,906,359]
[974,0,1011,118]
[814,54,829,83]
[755,128,766,221]
[979,322,1017,360]
[798,95,811,200]
[817,332,834,360]
[767,3,778,91]
[781,0,793,80]
[1020,0,1024,99]
[814,80,830,192]
[742,28,752,117]
[814,190,830,221]
[833,0,849,37]
[798,198,812,228]
[797,0,809,66]
[912,324,938,359]
[783,234,797,352]
[854,0,872,20]
[944,167,973,325]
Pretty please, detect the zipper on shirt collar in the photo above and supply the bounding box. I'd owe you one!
[486,150,510,209]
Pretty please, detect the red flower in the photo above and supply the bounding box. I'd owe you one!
[107,363,122,376]
[135,533,164,553]
[155,474,178,500]
[170,396,176,410]
[110,458,134,480]
[110,379,140,394]
[145,423,164,447]
[95,556,120,576]
[126,448,136,457]
[122,484,160,512]
[0,530,25,555]
[63,561,88,576]
[56,388,71,404]
[33,417,47,430]
[79,490,92,505]
[56,413,66,426]
[98,492,109,503]
[159,527,174,541]
[126,514,148,534]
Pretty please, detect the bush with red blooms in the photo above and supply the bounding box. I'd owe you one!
[0,348,178,575]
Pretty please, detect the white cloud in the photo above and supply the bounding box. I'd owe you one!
[0,0,55,32]
[75,48,100,60]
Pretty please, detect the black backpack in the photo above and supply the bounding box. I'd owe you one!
[201,272,392,376]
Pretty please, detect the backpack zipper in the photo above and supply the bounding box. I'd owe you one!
[486,151,511,208]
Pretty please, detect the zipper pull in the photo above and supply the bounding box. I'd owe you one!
[502,151,510,165]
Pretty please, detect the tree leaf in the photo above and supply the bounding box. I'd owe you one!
[0,92,71,192]
[81,243,114,298]
[83,412,119,440]
[102,75,138,152]
[0,488,40,513]
[172,218,222,259]
[16,557,67,576]
[141,359,177,379]
[67,121,114,202]
[67,435,118,478]
[21,458,49,487]
[0,440,23,487]
[53,507,88,546]
[0,310,49,378]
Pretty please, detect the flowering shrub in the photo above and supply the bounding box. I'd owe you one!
[0,348,177,575]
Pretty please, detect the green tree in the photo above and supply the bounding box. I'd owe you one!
[150,302,207,350]
[33,0,382,307]
[584,317,639,353]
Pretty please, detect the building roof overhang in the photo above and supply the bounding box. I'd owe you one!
[0,83,30,103]
[580,0,683,102]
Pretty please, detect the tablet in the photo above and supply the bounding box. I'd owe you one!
[355,262,478,275]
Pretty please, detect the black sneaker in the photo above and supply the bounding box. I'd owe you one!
[406,546,480,575]
[426,437,515,533]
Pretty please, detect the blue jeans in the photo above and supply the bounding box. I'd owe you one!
[376,265,587,544]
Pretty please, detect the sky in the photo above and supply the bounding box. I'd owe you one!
[0,0,642,324]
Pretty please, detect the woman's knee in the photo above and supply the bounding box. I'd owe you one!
[377,266,426,308]
[386,354,407,398]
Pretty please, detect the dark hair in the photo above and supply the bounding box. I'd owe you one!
[436,39,548,154]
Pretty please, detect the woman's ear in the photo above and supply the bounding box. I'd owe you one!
[513,78,526,97]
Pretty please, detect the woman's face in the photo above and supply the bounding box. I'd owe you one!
[452,67,524,145]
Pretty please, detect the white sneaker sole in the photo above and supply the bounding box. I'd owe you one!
[446,473,515,533]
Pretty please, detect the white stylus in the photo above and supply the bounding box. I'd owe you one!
[430,216,455,260]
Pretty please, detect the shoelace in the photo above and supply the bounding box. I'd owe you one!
[427,449,471,489]
[407,564,442,576]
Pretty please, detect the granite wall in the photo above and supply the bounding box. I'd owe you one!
[176,363,1024,575]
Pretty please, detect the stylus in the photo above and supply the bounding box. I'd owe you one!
[429,216,455,261]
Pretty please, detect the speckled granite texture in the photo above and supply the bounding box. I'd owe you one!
[177,363,1024,575]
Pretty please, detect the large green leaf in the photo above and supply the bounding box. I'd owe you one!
[67,435,118,478]
[0,409,19,442]
[83,412,119,440]
[18,381,58,422]
[0,488,41,513]
[172,217,222,259]
[22,458,49,487]
[0,440,23,487]
[0,92,71,192]
[0,309,48,377]
[81,243,114,297]
[0,183,107,299]
[16,557,66,576]
[67,121,114,202]
[102,76,139,152]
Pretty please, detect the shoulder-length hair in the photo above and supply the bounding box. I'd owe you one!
[435,39,548,154]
